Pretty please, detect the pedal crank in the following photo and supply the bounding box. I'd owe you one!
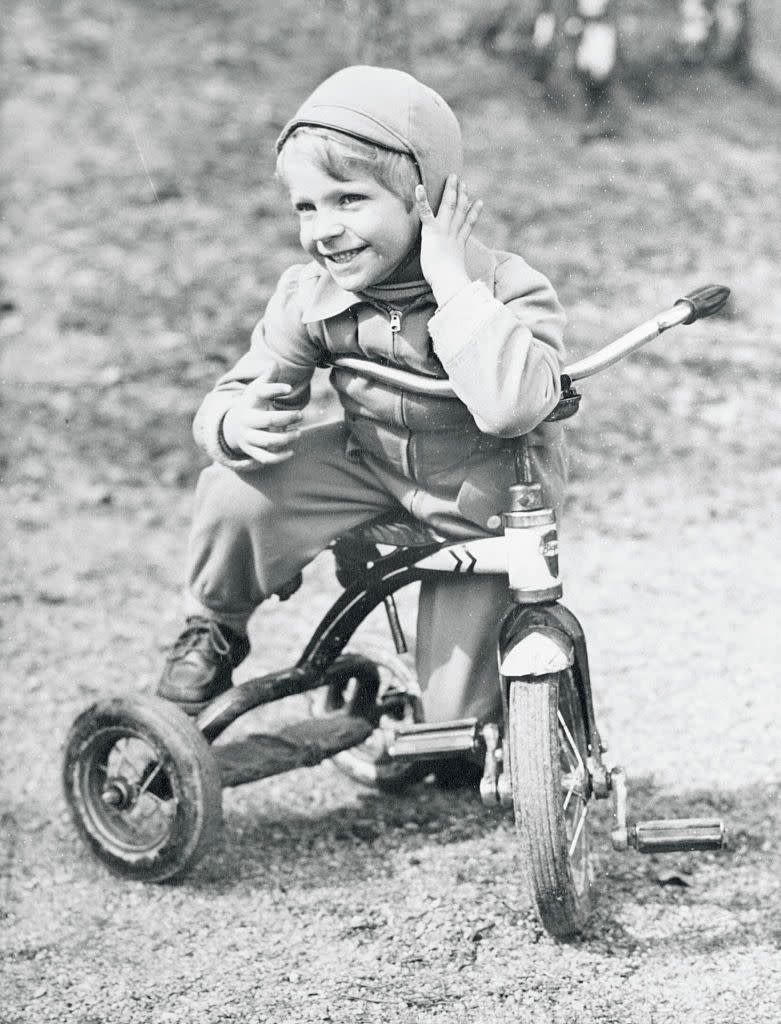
[610,766,727,853]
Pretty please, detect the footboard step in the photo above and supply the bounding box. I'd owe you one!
[215,714,374,787]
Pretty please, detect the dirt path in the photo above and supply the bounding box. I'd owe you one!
[2,456,780,1024]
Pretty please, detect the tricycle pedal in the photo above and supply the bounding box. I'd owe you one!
[387,717,482,761]
[609,767,727,853]
[630,818,727,854]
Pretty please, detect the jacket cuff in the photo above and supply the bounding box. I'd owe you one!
[217,416,246,460]
[194,403,258,472]
[427,281,502,364]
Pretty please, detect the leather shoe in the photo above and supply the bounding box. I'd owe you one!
[157,616,250,715]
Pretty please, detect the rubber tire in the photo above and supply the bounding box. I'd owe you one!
[63,695,223,882]
[508,671,591,938]
[310,641,425,793]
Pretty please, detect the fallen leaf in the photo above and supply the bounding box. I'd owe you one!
[655,869,693,887]
[470,920,496,942]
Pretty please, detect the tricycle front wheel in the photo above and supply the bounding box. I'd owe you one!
[508,670,592,938]
[63,695,223,882]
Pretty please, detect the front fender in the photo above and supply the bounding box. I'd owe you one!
[497,602,602,759]
[499,628,574,678]
[498,606,577,680]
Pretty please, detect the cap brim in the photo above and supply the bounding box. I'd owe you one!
[276,106,414,157]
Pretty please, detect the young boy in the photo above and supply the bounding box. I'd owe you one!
[158,65,567,735]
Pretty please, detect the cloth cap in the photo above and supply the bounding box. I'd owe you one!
[276,65,463,210]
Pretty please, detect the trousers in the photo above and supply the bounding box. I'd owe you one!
[185,421,511,724]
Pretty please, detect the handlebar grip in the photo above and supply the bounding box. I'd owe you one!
[674,284,730,324]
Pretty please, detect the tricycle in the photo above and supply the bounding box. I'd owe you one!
[62,283,730,938]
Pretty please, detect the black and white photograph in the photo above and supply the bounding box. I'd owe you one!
[1,0,779,1020]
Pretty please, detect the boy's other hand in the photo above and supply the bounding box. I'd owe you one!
[221,381,303,464]
[415,175,483,308]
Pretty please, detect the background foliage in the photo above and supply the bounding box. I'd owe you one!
[2,0,779,493]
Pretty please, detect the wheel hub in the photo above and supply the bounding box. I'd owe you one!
[100,777,137,810]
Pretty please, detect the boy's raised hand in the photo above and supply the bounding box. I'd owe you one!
[415,175,483,308]
[221,380,303,464]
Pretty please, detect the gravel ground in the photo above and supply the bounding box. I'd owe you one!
[2,1,780,1019]
[2,457,780,1023]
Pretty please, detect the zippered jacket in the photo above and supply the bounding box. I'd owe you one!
[193,67,568,529]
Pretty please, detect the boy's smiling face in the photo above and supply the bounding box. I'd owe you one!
[285,158,420,291]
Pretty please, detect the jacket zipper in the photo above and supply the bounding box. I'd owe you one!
[388,309,402,334]
[387,308,405,431]
[372,299,403,337]
[368,300,419,474]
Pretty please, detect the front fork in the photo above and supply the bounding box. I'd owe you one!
[483,598,611,811]
[487,474,612,807]
[480,479,726,854]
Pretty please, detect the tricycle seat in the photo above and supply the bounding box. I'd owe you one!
[275,513,441,601]
[343,510,442,549]
[330,512,442,590]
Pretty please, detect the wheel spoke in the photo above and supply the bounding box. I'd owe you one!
[562,772,588,810]
[137,760,163,797]
[558,710,584,773]
[568,802,589,859]
[562,771,578,810]
[560,713,586,812]
[90,735,173,842]
[559,694,590,873]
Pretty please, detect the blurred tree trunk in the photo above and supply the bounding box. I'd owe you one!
[354,0,412,69]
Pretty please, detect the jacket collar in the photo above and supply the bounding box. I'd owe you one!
[300,238,498,325]
[300,272,361,324]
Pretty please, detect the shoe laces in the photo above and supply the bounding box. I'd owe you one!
[168,617,233,661]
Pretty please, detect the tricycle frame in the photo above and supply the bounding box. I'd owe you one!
[195,530,607,783]
[62,284,732,934]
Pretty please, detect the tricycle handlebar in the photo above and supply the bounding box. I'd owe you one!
[564,284,730,382]
[329,284,730,395]
[675,283,731,324]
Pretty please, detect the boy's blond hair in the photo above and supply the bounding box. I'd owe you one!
[276,127,420,211]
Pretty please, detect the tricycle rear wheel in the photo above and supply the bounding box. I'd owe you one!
[507,670,592,937]
[63,695,223,882]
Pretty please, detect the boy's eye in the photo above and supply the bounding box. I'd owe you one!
[294,201,315,213]
[340,194,366,206]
